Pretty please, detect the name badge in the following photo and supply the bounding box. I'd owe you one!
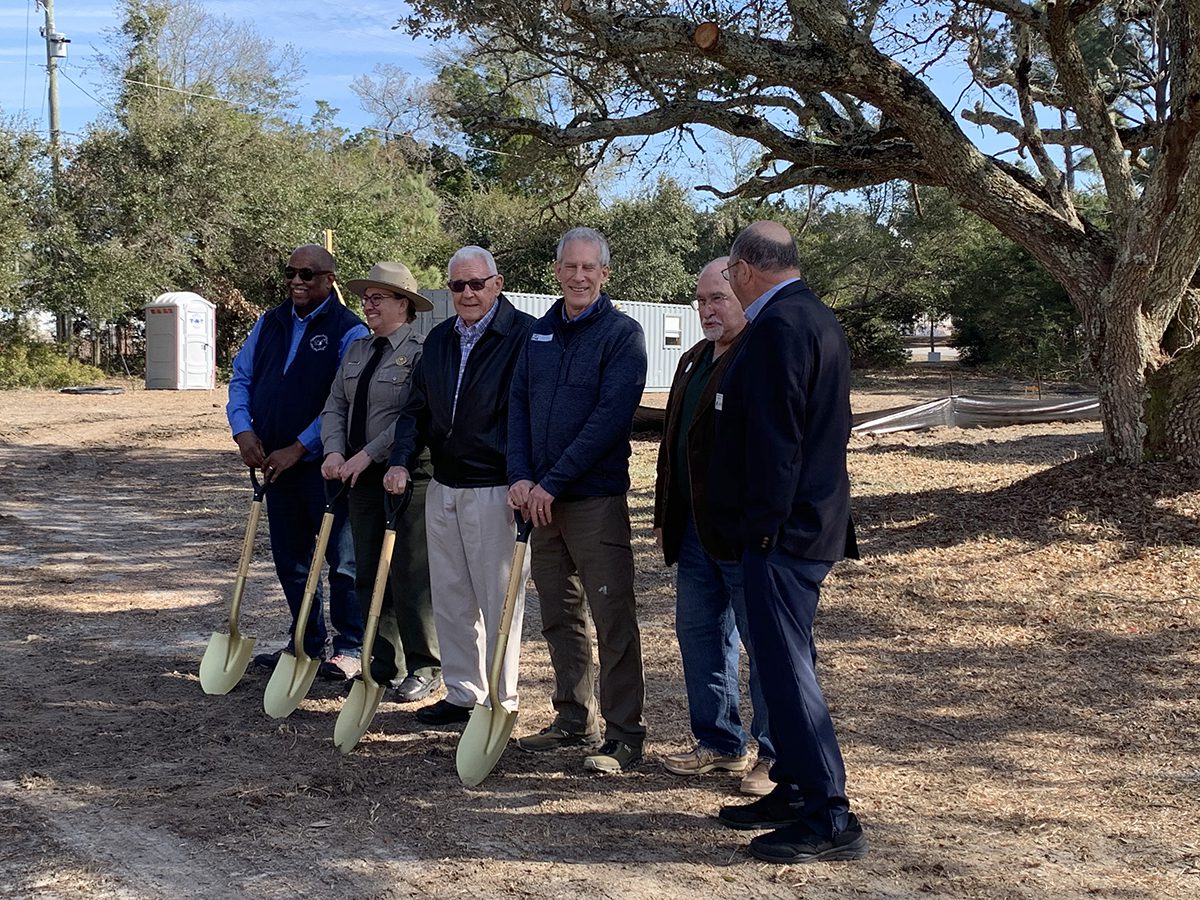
[531,333,553,342]
[715,393,724,411]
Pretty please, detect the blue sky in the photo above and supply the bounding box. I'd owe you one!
[1,0,437,139]
[2,1,1016,199]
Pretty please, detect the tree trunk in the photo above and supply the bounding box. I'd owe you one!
[1144,344,1200,462]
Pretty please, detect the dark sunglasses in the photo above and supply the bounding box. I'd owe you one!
[284,266,332,282]
[448,274,498,293]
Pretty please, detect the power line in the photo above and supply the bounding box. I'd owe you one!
[23,0,32,112]
[60,68,117,117]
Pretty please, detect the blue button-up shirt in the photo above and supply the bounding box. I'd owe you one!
[744,277,801,321]
[226,295,368,456]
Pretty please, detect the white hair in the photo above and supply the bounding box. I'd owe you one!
[556,227,610,266]
[447,245,498,277]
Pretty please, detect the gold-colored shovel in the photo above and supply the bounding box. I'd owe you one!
[263,478,350,719]
[333,484,413,754]
[455,516,533,786]
[200,469,267,695]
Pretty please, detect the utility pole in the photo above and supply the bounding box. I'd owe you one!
[39,0,72,346]
[39,0,69,188]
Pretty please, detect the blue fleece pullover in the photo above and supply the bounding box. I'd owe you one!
[507,293,647,499]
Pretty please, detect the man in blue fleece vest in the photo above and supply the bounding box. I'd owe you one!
[508,227,649,773]
[226,244,368,676]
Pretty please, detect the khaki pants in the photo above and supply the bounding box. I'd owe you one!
[426,480,528,711]
[530,495,646,746]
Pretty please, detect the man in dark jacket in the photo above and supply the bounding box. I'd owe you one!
[653,257,775,796]
[708,221,867,864]
[226,244,368,670]
[384,246,535,727]
[507,227,649,773]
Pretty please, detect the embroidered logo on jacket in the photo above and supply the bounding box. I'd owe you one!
[310,335,329,352]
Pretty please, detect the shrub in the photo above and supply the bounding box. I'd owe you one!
[0,341,107,389]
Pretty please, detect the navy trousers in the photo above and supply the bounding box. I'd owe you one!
[264,461,361,659]
[741,548,849,837]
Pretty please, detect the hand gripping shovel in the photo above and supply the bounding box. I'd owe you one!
[333,484,413,754]
[456,514,533,786]
[200,468,268,695]
[263,477,351,719]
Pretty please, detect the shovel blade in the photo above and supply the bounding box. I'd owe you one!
[262,652,320,719]
[199,630,256,696]
[456,703,518,787]
[333,679,386,754]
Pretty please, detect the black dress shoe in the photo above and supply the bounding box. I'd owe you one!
[395,672,443,703]
[749,813,868,863]
[415,698,472,727]
[718,789,806,831]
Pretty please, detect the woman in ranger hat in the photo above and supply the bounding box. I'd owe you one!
[319,261,443,703]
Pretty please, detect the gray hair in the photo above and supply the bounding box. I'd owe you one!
[729,223,800,273]
[556,227,610,266]
[447,245,498,277]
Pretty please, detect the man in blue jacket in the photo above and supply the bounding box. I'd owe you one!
[226,244,368,676]
[708,221,866,863]
[507,227,649,773]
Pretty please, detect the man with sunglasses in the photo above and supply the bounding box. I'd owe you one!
[226,244,369,675]
[383,246,535,726]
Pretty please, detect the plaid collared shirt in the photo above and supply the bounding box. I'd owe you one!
[452,299,500,418]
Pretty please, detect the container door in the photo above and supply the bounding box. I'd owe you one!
[144,306,179,389]
[183,307,214,389]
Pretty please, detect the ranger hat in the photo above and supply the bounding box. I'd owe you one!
[344,261,433,312]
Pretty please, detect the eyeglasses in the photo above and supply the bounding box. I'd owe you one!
[720,260,743,282]
[448,274,498,293]
[362,292,399,306]
[283,266,332,282]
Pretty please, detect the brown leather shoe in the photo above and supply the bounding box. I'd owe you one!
[662,744,749,776]
[740,757,776,796]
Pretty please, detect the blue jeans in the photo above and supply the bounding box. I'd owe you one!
[264,461,361,659]
[675,517,773,759]
[742,548,848,837]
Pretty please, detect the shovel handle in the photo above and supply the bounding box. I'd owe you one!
[384,482,414,529]
[514,512,533,543]
[248,467,268,501]
[323,475,352,511]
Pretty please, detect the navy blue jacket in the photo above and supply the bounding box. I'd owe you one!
[507,293,647,500]
[708,279,857,562]
[390,295,535,486]
[249,299,364,455]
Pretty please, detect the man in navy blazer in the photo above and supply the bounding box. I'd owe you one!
[707,221,866,864]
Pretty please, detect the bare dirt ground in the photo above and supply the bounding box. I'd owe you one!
[1,375,1197,899]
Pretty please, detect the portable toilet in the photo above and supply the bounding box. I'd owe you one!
[144,292,216,390]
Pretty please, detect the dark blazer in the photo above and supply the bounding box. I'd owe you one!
[390,294,535,487]
[653,334,743,566]
[707,279,858,562]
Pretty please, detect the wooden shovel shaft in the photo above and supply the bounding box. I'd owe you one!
[486,538,529,705]
[228,498,264,641]
[291,510,337,661]
[359,529,397,691]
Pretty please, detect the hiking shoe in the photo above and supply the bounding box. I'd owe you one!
[748,813,868,864]
[718,789,806,831]
[740,757,776,796]
[318,654,361,682]
[583,740,642,773]
[394,672,442,703]
[663,744,749,776]
[517,724,602,753]
[415,698,472,726]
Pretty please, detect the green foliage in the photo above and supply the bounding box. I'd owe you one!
[0,122,45,314]
[600,179,700,303]
[0,338,105,389]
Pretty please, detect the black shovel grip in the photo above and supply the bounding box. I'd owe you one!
[384,482,414,528]
[249,467,269,500]
[323,476,352,511]
[514,511,533,543]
